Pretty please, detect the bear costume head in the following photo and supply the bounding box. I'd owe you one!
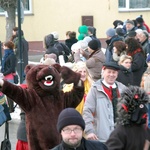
[25,64,61,96]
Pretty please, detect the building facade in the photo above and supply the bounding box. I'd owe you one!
[0,0,150,50]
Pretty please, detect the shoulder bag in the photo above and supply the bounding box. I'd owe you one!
[1,122,11,150]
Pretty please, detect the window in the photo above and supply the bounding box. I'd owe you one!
[0,0,32,14]
[119,0,150,11]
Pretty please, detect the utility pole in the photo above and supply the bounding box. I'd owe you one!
[17,0,23,84]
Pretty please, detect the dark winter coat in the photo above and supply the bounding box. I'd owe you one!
[141,39,150,57]
[105,35,123,63]
[130,51,146,86]
[14,33,29,77]
[106,124,150,150]
[51,137,108,150]
[54,41,71,62]
[65,38,78,50]
[1,52,16,76]
[116,65,133,86]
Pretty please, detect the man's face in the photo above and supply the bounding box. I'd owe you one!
[136,33,147,43]
[103,68,118,85]
[61,125,83,148]
[126,23,134,31]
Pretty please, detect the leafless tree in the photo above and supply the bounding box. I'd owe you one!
[0,0,17,41]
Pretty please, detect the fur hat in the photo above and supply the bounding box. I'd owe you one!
[106,28,116,37]
[113,20,123,28]
[117,86,149,126]
[103,61,120,71]
[57,108,85,132]
[88,39,99,51]
[136,17,144,24]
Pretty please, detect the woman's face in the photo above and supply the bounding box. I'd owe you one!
[113,47,117,53]
[76,67,87,82]
[3,44,8,50]
[120,58,132,69]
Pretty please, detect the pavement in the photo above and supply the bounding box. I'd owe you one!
[0,111,20,150]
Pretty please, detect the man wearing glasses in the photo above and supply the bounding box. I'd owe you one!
[51,108,107,150]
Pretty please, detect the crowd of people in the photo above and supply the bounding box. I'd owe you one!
[1,15,150,150]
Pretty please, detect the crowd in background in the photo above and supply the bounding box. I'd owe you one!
[1,15,150,150]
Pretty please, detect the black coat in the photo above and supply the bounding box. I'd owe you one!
[131,52,146,86]
[105,35,123,63]
[65,38,78,50]
[14,36,29,76]
[51,137,108,150]
[116,65,133,86]
[106,124,150,150]
[2,53,16,76]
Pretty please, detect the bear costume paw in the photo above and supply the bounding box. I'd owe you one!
[61,66,81,85]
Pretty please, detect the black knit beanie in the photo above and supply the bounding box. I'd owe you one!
[57,108,85,132]
[88,39,99,51]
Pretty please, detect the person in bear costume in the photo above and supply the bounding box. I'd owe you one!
[0,64,84,150]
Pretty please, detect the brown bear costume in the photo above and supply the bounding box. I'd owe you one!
[0,64,84,150]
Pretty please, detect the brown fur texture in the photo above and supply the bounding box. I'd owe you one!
[1,64,84,150]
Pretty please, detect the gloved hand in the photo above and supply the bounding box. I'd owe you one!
[0,73,4,86]
[61,66,81,85]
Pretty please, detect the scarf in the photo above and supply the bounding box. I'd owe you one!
[102,81,120,122]
[128,48,142,56]
[1,49,14,73]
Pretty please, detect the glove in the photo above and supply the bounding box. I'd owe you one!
[61,66,81,85]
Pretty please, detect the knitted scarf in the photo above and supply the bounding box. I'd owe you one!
[1,49,14,73]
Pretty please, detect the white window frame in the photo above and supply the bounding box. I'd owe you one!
[0,0,32,15]
[23,0,32,14]
[119,0,150,12]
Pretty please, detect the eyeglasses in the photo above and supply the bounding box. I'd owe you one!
[62,127,82,134]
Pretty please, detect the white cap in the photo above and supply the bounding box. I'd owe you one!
[71,42,81,53]
[78,40,88,51]
[51,31,59,40]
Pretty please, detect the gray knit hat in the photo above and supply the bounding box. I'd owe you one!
[106,28,116,37]
[57,108,85,132]
[126,20,135,26]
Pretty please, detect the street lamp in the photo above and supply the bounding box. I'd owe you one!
[17,0,23,84]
